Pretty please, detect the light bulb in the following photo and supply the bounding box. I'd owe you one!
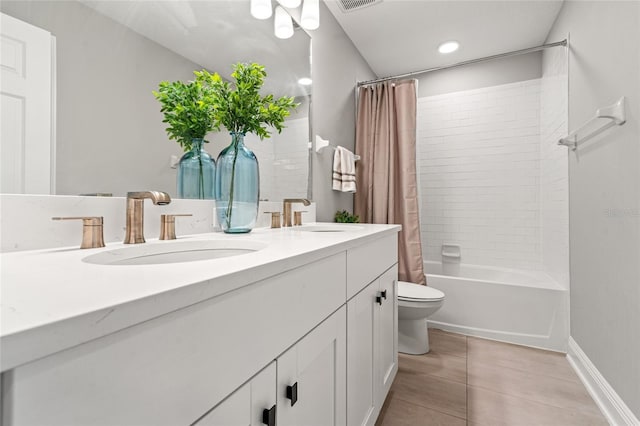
[274,6,294,39]
[300,0,319,30]
[438,41,459,54]
[298,77,312,85]
[251,0,272,20]
[277,0,302,8]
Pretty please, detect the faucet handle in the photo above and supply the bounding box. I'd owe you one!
[52,216,105,249]
[159,214,192,240]
[264,212,282,229]
[293,211,308,226]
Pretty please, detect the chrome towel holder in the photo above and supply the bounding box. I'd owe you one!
[558,96,626,151]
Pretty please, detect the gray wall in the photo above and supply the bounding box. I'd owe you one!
[417,51,542,98]
[547,1,640,417]
[311,1,376,221]
[1,1,203,197]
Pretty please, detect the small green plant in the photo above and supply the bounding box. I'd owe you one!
[200,63,299,138]
[153,72,217,152]
[335,210,360,223]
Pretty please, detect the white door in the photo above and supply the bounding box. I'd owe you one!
[1,12,53,194]
[277,307,347,426]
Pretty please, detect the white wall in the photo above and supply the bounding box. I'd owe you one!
[311,1,376,221]
[417,80,543,270]
[546,1,640,418]
[0,0,201,197]
[539,46,569,289]
[418,51,542,98]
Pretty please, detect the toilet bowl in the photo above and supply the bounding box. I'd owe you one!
[397,281,445,354]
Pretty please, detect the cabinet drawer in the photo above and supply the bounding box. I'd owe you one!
[346,235,397,299]
[3,253,346,426]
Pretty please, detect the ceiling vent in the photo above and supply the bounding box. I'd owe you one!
[337,0,383,13]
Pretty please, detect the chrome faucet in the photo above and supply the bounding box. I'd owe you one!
[124,191,171,244]
[282,198,310,227]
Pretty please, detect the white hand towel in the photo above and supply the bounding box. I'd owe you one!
[332,146,357,193]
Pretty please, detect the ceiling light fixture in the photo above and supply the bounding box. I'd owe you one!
[251,0,272,20]
[277,0,302,8]
[274,6,294,39]
[250,0,319,38]
[301,0,320,30]
[298,77,312,85]
[438,41,459,54]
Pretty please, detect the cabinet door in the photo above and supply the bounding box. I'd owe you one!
[346,281,379,426]
[277,307,346,426]
[376,265,398,409]
[195,362,276,426]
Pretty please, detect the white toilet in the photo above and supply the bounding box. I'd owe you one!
[397,281,445,354]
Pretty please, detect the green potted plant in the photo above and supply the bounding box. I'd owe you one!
[334,210,360,223]
[201,63,299,233]
[153,73,217,199]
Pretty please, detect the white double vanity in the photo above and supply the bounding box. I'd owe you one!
[1,219,400,426]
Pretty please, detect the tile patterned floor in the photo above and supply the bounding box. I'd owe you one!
[376,329,608,426]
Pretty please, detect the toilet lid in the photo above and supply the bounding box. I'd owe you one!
[397,281,444,301]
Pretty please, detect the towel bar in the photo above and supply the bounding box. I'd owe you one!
[558,97,626,151]
[315,135,361,161]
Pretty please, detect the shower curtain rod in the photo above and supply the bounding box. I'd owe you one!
[356,39,567,87]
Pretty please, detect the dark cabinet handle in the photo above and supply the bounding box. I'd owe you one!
[262,404,276,426]
[381,290,387,300]
[376,295,383,305]
[286,382,298,406]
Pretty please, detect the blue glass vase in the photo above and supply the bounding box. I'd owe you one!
[177,138,216,199]
[215,132,260,233]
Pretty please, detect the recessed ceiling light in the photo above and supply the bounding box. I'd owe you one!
[438,41,459,54]
[298,77,312,85]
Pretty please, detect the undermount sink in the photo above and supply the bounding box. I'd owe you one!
[297,224,364,232]
[83,240,267,266]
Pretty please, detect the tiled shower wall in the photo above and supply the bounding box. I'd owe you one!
[540,47,569,288]
[417,76,567,274]
[417,80,542,270]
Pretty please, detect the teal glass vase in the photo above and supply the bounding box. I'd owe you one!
[215,132,260,233]
[177,138,216,199]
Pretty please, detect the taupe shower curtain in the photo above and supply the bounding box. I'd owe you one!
[354,80,426,285]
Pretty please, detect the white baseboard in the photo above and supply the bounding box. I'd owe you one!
[567,337,639,426]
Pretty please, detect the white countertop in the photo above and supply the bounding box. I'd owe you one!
[0,223,400,371]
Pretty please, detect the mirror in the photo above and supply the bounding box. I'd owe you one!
[0,0,311,200]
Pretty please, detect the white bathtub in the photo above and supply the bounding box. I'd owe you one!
[425,261,569,352]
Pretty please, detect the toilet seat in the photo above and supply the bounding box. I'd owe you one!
[398,281,444,302]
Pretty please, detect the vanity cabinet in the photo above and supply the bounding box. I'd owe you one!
[2,253,346,426]
[1,230,399,426]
